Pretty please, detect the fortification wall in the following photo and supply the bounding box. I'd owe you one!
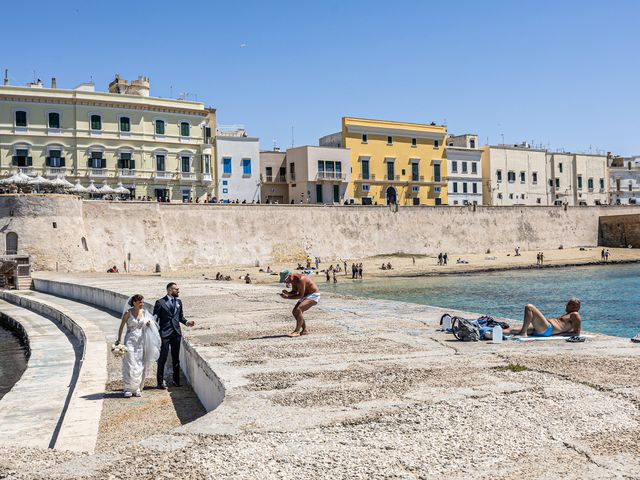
[599,214,640,247]
[2,195,640,272]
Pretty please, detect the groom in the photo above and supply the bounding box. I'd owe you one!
[153,282,195,388]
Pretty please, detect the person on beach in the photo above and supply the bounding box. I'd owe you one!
[352,263,357,279]
[601,249,605,261]
[438,253,443,265]
[279,272,320,337]
[536,253,541,265]
[514,298,582,337]
[358,263,363,278]
[116,294,160,398]
[325,268,331,282]
[443,253,448,265]
[333,269,337,284]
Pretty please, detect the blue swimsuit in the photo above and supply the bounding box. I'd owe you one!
[533,323,553,337]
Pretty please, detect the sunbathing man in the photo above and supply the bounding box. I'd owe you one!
[515,298,582,337]
[279,272,320,337]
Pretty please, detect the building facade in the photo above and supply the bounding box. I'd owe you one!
[320,117,448,206]
[215,127,260,202]
[481,144,549,206]
[259,149,289,203]
[609,155,640,204]
[445,134,482,205]
[285,145,351,204]
[546,152,608,205]
[0,75,215,202]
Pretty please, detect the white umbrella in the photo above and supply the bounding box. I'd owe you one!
[98,183,115,195]
[86,181,99,193]
[51,176,73,188]
[4,172,31,184]
[113,183,130,195]
[69,180,87,193]
[28,175,51,186]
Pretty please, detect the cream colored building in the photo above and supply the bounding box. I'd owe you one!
[0,75,215,202]
[609,155,640,205]
[259,149,289,204]
[546,152,608,205]
[446,134,482,205]
[481,144,550,205]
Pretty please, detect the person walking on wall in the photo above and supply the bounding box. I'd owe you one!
[153,282,195,388]
[443,253,448,265]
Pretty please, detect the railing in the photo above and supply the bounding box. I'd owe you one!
[201,173,212,182]
[88,168,108,177]
[45,167,67,177]
[153,171,173,179]
[357,174,376,181]
[180,172,197,180]
[316,171,346,181]
[118,168,137,178]
[263,175,287,183]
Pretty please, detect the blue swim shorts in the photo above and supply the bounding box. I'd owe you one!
[533,323,553,337]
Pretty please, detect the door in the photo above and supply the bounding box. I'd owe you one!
[5,232,18,255]
[386,187,397,205]
[316,184,323,203]
[333,184,340,203]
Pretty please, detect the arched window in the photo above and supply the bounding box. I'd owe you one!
[6,232,18,255]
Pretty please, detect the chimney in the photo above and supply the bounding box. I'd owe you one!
[3,69,8,86]
[51,77,57,89]
[274,147,280,152]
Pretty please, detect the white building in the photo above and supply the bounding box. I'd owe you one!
[285,146,351,204]
[445,134,482,205]
[609,155,640,205]
[546,152,608,205]
[481,143,550,205]
[215,127,260,202]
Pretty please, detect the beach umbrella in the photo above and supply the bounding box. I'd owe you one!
[86,181,99,194]
[113,183,130,195]
[4,172,31,184]
[69,180,87,193]
[51,176,73,188]
[28,174,51,193]
[98,183,115,194]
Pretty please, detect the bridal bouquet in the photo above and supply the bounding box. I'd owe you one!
[111,342,127,357]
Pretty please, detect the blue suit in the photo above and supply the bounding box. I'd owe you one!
[153,296,188,385]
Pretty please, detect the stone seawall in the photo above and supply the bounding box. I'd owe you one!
[599,214,640,247]
[3,194,640,272]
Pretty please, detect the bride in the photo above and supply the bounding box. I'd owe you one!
[116,294,161,398]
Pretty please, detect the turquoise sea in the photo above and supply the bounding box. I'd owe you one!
[328,263,640,338]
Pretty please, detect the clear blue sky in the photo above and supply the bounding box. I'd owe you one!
[3,0,639,154]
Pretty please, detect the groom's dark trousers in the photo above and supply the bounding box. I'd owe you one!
[153,295,188,386]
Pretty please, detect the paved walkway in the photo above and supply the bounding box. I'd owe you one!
[0,299,79,450]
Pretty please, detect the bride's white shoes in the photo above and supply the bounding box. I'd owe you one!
[134,389,142,397]
[124,391,133,398]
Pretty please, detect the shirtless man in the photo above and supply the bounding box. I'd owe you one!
[279,273,320,337]
[515,298,582,337]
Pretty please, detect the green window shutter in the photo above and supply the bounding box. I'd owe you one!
[12,156,18,166]
[60,157,66,167]
[130,159,136,170]
[45,157,51,167]
[101,158,106,169]
[117,158,122,169]
[88,158,92,167]
[26,156,33,166]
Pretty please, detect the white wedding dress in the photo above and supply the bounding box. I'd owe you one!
[122,309,161,393]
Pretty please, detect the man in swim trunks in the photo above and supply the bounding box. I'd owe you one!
[514,298,582,337]
[279,272,320,337]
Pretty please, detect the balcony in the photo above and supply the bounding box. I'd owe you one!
[118,168,137,178]
[316,171,347,181]
[410,175,425,182]
[45,167,67,177]
[180,172,197,181]
[384,175,401,181]
[153,171,173,180]
[11,167,35,175]
[88,168,108,177]
[263,175,287,183]
[201,173,212,182]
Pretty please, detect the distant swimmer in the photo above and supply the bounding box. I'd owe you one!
[514,298,582,337]
[279,271,320,337]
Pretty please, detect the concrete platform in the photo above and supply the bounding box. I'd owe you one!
[1,272,639,479]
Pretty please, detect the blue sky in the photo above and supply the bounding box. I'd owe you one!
[3,0,639,154]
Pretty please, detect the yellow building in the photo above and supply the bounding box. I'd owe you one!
[0,74,215,202]
[320,117,447,205]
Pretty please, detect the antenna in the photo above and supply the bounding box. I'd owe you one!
[273,138,277,150]
[291,126,294,148]
[170,85,173,98]
[3,69,8,86]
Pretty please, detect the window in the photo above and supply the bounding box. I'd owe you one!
[433,163,441,182]
[181,156,190,172]
[15,111,27,127]
[520,172,526,183]
[90,114,102,131]
[509,193,514,199]
[12,148,31,167]
[496,170,502,182]
[180,122,190,137]
[362,134,368,143]
[46,149,63,168]
[156,155,165,172]
[471,162,477,174]
[118,152,134,169]
[155,120,165,135]
[361,159,370,180]
[549,179,553,187]
[386,161,395,180]
[577,176,583,190]
[599,178,604,189]
[411,163,419,182]
[434,140,439,148]
[387,136,393,145]
[537,198,541,204]
[463,182,468,193]
[204,154,211,174]
[555,178,560,188]
[559,162,563,173]
[412,186,419,193]
[242,158,252,176]
[412,197,420,205]
[588,178,594,190]
[469,138,476,148]
[48,112,60,129]
[223,180,228,186]
[411,138,417,147]
[223,157,232,175]
[453,182,458,193]
[119,117,131,132]
[451,161,458,173]
[629,182,633,192]
[462,162,468,173]
[521,193,525,199]
[362,184,370,192]
[532,172,538,184]
[89,151,104,169]
[472,183,477,194]
[435,198,442,205]
[265,166,273,179]
[508,171,516,183]
[498,193,503,199]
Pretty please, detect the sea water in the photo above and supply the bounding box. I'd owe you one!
[0,325,28,400]
[329,263,640,338]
